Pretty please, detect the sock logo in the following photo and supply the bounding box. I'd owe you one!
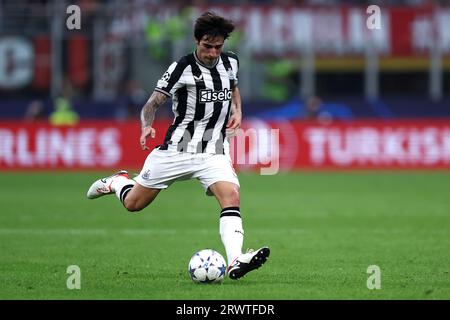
[235,230,244,236]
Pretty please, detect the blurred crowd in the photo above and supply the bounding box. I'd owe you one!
[0,0,447,11]
[1,0,450,123]
[1,0,446,31]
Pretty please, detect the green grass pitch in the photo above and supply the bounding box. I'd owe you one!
[1,170,449,299]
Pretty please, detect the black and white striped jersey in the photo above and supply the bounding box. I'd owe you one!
[154,51,239,155]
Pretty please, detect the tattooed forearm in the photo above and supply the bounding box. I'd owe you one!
[140,91,168,128]
[231,86,242,115]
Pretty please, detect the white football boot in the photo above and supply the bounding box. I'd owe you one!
[86,170,129,199]
[227,247,270,280]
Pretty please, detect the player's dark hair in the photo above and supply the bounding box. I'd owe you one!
[194,12,235,41]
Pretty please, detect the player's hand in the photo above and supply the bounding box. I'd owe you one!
[226,111,241,137]
[140,126,156,150]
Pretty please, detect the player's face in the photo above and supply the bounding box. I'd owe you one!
[196,35,224,66]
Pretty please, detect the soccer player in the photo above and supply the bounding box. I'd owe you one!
[87,12,270,280]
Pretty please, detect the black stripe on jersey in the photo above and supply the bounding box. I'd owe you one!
[160,86,188,150]
[158,56,189,96]
[221,53,235,89]
[201,65,224,153]
[216,103,232,155]
[177,54,206,152]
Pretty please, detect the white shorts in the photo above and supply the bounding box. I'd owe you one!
[134,148,240,196]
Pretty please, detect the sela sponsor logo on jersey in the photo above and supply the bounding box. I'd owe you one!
[199,88,232,103]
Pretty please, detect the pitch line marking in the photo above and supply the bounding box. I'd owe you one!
[0,228,311,236]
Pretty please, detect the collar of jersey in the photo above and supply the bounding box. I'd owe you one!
[194,51,219,69]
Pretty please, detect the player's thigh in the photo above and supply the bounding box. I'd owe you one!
[135,148,192,190]
[125,182,161,209]
[195,153,239,187]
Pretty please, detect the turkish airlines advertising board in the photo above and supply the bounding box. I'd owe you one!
[1,120,449,171]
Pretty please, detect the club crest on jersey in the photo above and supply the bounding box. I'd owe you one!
[199,88,232,103]
[227,68,235,80]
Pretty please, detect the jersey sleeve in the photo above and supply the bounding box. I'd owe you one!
[154,61,186,97]
[226,51,239,88]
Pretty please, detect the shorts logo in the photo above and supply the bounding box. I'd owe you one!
[199,88,232,103]
[141,169,151,180]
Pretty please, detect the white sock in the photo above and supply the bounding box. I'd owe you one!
[220,207,244,266]
[111,176,136,204]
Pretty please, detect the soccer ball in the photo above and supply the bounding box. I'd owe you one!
[188,249,227,283]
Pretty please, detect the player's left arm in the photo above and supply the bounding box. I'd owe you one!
[227,86,242,130]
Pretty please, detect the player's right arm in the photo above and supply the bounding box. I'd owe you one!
[140,58,187,150]
[139,91,168,150]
